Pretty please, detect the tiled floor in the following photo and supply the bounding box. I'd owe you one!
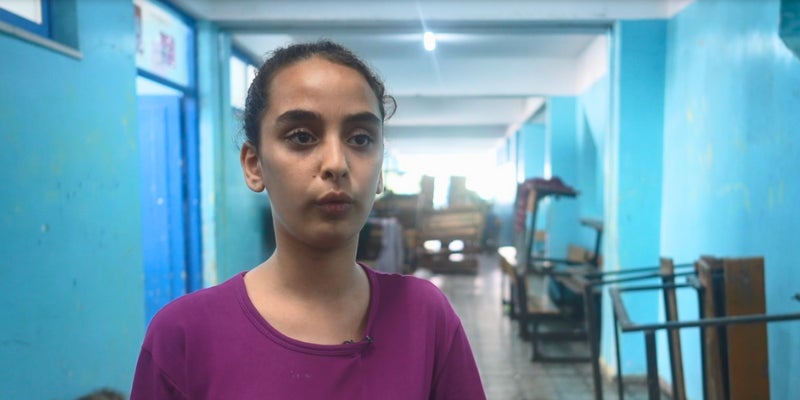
[417,253,656,400]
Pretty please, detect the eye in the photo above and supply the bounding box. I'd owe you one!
[286,130,317,146]
[347,133,375,148]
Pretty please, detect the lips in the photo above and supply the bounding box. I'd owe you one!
[317,192,354,204]
[315,192,354,215]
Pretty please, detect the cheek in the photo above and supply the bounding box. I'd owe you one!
[364,161,383,191]
[260,157,297,191]
[373,155,384,179]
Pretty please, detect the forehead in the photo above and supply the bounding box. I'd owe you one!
[266,56,380,114]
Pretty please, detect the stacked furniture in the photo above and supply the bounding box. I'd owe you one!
[502,177,610,362]
[417,206,486,274]
[610,256,800,400]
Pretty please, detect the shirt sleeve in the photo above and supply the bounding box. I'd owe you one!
[130,348,188,400]
[430,322,487,400]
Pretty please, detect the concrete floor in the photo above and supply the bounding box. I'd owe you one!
[417,253,658,400]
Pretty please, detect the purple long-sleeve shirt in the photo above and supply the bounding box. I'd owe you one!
[131,265,486,399]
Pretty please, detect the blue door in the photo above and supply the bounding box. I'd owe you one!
[137,95,188,324]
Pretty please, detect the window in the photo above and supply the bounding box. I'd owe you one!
[0,0,80,58]
[230,51,258,110]
[0,0,50,37]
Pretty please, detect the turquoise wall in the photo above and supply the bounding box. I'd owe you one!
[518,123,548,235]
[519,123,546,180]
[661,0,800,398]
[601,19,667,376]
[576,75,608,248]
[0,0,143,398]
[196,23,272,284]
[0,4,275,397]
[543,91,607,255]
[546,97,581,259]
[524,83,607,257]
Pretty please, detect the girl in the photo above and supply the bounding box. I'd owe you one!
[131,40,486,399]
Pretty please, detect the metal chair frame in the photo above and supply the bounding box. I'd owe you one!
[610,278,800,399]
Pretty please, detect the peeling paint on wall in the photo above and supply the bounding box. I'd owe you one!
[768,180,786,208]
[719,182,752,211]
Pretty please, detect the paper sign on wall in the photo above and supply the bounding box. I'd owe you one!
[134,0,191,87]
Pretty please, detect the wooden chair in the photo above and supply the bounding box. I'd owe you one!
[697,256,770,400]
[500,224,605,364]
[498,246,520,319]
[498,246,589,362]
[499,246,556,322]
[527,219,604,324]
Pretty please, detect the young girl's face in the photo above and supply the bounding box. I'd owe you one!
[243,56,384,250]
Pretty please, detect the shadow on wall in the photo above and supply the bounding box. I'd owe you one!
[779,0,800,59]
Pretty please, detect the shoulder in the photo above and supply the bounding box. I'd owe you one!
[157,272,242,316]
[367,267,459,323]
[370,268,447,300]
[133,272,250,396]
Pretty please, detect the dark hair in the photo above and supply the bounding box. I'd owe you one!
[75,388,126,400]
[243,40,396,149]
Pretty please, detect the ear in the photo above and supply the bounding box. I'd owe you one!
[241,142,266,192]
[376,171,384,194]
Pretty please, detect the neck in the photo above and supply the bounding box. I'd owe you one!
[261,235,363,300]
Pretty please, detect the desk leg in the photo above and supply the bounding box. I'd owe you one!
[585,284,603,400]
[613,308,625,400]
[645,331,660,399]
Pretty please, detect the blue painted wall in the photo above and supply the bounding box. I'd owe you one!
[661,0,800,398]
[196,23,272,284]
[517,123,548,236]
[519,123,546,181]
[218,107,272,281]
[576,76,609,248]
[520,87,606,258]
[0,0,143,398]
[546,97,581,259]
[0,4,274,397]
[601,19,667,376]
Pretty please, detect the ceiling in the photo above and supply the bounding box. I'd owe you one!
[169,0,692,160]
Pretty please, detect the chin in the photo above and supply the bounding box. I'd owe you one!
[306,227,360,250]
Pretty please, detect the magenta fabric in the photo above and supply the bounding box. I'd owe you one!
[131,265,486,399]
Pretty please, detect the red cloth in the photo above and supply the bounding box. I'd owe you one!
[513,177,577,233]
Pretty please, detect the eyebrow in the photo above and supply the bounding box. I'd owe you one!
[275,109,382,126]
[345,111,382,126]
[275,109,321,125]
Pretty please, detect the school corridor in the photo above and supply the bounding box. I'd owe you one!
[2,0,800,399]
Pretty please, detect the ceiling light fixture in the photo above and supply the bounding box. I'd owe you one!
[423,31,436,51]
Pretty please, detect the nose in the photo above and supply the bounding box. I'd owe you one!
[320,139,349,181]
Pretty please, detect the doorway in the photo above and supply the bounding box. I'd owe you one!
[136,76,201,323]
